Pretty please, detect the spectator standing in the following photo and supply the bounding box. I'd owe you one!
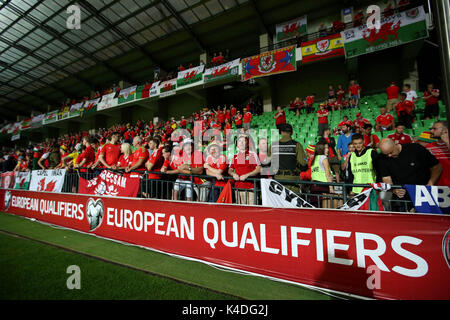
[422,83,440,120]
[274,106,286,130]
[347,133,378,194]
[317,103,329,137]
[243,108,252,131]
[402,84,418,104]
[204,142,228,202]
[362,123,380,150]
[336,122,354,160]
[125,136,149,172]
[395,92,415,128]
[228,135,261,205]
[348,80,361,108]
[271,124,307,193]
[386,82,400,112]
[310,141,335,208]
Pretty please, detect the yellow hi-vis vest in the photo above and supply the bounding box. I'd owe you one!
[350,150,376,194]
[311,156,328,182]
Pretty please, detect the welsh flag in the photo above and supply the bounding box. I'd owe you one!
[341,6,428,59]
[14,171,31,190]
[31,114,45,128]
[1,123,12,134]
[118,85,137,104]
[241,45,296,81]
[69,102,84,117]
[276,16,307,42]
[159,79,177,95]
[20,118,33,130]
[136,81,160,99]
[204,58,240,83]
[43,110,59,124]
[177,65,204,88]
[81,98,100,117]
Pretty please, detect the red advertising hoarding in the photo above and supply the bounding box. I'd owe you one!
[0,189,449,300]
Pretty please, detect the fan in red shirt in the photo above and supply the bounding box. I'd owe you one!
[375,107,395,131]
[243,108,252,131]
[317,104,329,137]
[97,132,121,169]
[234,111,243,129]
[204,142,228,202]
[348,80,361,108]
[426,121,450,186]
[362,123,380,150]
[74,135,95,174]
[274,106,286,129]
[144,137,165,198]
[422,83,440,120]
[387,123,412,145]
[115,143,133,169]
[395,92,415,129]
[305,94,315,114]
[126,136,149,172]
[228,135,261,205]
[353,112,370,132]
[385,82,400,112]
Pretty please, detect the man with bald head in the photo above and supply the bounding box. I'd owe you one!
[378,138,442,211]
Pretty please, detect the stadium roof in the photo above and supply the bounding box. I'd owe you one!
[0,0,376,121]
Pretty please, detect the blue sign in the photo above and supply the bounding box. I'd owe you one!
[405,185,450,214]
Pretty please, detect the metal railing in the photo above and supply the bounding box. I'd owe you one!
[58,167,413,213]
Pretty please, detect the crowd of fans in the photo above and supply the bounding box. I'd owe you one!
[1,77,448,212]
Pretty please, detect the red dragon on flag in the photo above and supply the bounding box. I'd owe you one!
[183,70,197,81]
[38,178,57,192]
[212,66,230,77]
[362,20,401,46]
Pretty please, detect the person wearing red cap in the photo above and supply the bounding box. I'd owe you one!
[385,82,400,112]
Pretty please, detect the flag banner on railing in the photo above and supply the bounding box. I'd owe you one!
[177,65,204,89]
[118,85,137,104]
[29,169,66,193]
[14,171,30,190]
[159,78,177,97]
[11,133,20,142]
[42,110,59,125]
[30,114,45,129]
[137,81,160,99]
[241,45,296,81]
[341,6,428,59]
[69,102,84,117]
[7,122,21,134]
[58,111,71,121]
[204,59,240,83]
[1,172,15,189]
[81,98,100,117]
[20,117,33,131]
[78,170,140,197]
[96,92,118,111]
[301,33,344,64]
[338,186,387,212]
[1,188,449,300]
[405,185,450,214]
[1,123,12,134]
[275,16,307,42]
[261,179,314,208]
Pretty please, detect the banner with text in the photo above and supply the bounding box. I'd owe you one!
[261,179,314,208]
[29,169,66,193]
[1,189,449,300]
[159,79,177,97]
[1,172,15,189]
[42,110,59,125]
[405,185,450,215]
[241,45,296,81]
[78,170,140,197]
[341,6,428,59]
[204,59,240,83]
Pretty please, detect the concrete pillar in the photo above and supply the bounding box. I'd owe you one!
[199,52,207,66]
